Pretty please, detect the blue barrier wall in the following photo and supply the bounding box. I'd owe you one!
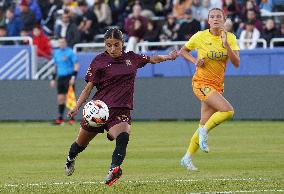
[1,47,284,79]
[76,48,284,78]
[0,45,33,79]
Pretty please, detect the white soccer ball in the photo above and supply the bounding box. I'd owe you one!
[83,100,109,127]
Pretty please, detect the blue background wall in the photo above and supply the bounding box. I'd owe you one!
[76,48,284,79]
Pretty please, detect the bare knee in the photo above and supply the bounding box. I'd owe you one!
[76,128,97,147]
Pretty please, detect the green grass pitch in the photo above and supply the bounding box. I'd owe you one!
[0,121,283,193]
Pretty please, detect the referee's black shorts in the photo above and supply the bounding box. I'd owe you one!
[57,75,72,94]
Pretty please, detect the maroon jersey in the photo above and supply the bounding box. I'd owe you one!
[85,51,150,109]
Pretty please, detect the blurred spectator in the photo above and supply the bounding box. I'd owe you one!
[5,7,24,36]
[261,18,279,47]
[140,0,156,17]
[77,0,98,42]
[159,14,179,42]
[32,25,52,70]
[93,0,112,34]
[191,0,205,22]
[237,9,262,37]
[239,20,260,50]
[86,0,95,7]
[197,0,212,29]
[26,0,42,22]
[15,0,42,22]
[108,0,128,27]
[144,19,160,43]
[0,0,13,10]
[37,0,49,18]
[139,0,167,17]
[0,6,5,27]
[259,0,273,13]
[19,27,30,45]
[19,0,36,31]
[41,0,63,36]
[240,0,259,18]
[223,0,240,24]
[124,4,148,52]
[176,8,201,41]
[272,0,284,11]
[275,23,284,47]
[172,0,192,20]
[211,0,223,8]
[62,0,79,14]
[163,0,174,16]
[0,26,14,45]
[246,9,262,32]
[54,11,80,47]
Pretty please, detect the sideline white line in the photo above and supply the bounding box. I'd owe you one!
[190,189,284,194]
[3,177,269,188]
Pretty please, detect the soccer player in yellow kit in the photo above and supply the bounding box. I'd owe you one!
[179,8,240,171]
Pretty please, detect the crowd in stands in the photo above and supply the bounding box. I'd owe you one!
[0,0,284,54]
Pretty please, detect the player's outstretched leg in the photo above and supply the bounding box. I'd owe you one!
[181,152,198,171]
[105,166,123,186]
[181,127,200,171]
[105,132,129,186]
[65,142,86,176]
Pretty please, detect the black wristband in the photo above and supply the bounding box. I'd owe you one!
[72,71,78,78]
[52,73,57,80]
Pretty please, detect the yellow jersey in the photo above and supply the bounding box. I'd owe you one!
[185,29,239,91]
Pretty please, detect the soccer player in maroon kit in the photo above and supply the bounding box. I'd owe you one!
[65,28,178,186]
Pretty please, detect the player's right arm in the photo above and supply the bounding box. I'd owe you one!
[179,46,205,67]
[179,32,205,67]
[68,82,95,118]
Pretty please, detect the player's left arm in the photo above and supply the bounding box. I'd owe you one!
[149,50,178,64]
[221,31,240,68]
[70,51,80,85]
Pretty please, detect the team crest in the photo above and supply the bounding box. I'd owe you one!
[125,59,132,66]
[117,115,129,122]
[201,86,211,95]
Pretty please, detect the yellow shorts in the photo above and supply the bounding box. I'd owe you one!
[192,82,224,101]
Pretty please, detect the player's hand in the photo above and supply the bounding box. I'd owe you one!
[195,59,205,67]
[50,80,56,88]
[169,50,178,60]
[67,108,79,118]
[69,76,75,86]
[220,29,229,48]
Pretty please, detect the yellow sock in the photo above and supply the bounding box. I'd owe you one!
[187,124,203,155]
[204,111,234,132]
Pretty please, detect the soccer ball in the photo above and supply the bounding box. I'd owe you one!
[83,100,109,127]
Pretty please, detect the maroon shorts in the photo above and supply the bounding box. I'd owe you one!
[80,108,131,133]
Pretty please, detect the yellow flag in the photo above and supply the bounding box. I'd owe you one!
[66,85,76,110]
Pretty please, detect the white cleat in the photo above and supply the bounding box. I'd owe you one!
[181,156,198,171]
[65,157,75,176]
[198,128,209,153]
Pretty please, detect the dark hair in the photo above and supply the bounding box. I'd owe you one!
[78,0,87,6]
[104,28,124,41]
[208,8,226,20]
